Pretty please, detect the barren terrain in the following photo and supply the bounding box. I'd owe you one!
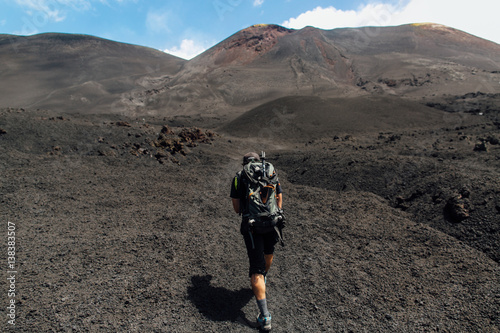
[0,23,499,332]
[1,104,499,332]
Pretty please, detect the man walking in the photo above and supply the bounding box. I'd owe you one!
[230,152,283,331]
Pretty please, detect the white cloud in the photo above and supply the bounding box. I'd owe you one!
[14,0,69,22]
[282,0,500,44]
[146,9,172,34]
[11,0,137,35]
[253,0,264,6]
[164,39,208,60]
[282,4,396,29]
[392,0,500,44]
[13,0,131,21]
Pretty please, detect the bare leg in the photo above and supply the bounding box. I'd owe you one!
[251,273,271,321]
[251,273,266,300]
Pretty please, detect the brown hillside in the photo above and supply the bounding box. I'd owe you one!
[1,24,499,119]
[0,33,186,112]
[219,95,456,142]
[130,23,500,118]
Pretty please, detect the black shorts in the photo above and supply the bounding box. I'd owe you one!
[242,230,278,277]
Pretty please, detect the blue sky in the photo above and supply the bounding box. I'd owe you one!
[1,0,499,59]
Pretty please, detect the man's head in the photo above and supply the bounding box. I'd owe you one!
[242,152,260,165]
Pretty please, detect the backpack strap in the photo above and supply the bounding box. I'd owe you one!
[248,231,255,249]
[274,225,284,247]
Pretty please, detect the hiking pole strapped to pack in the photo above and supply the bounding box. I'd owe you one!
[261,151,266,177]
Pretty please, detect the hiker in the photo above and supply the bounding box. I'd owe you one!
[230,152,284,331]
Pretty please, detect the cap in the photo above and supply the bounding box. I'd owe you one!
[242,152,260,165]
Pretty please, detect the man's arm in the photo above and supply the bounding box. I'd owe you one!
[232,198,240,214]
[276,193,283,209]
[230,174,241,214]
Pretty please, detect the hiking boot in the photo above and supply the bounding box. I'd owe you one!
[257,313,272,331]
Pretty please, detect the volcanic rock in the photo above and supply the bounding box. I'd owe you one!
[445,194,471,222]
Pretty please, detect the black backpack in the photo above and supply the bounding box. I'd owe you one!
[239,154,285,244]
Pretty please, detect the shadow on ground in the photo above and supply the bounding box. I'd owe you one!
[188,275,256,326]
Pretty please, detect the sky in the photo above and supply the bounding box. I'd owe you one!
[1,0,499,60]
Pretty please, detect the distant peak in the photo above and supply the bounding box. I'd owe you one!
[410,22,446,27]
[192,24,296,66]
[250,23,272,28]
[408,22,493,43]
[241,24,295,34]
[226,24,294,54]
[409,22,454,31]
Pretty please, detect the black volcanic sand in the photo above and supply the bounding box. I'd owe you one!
[220,95,452,141]
[1,107,499,332]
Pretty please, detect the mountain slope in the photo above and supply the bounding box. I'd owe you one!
[131,24,361,117]
[218,95,449,142]
[130,23,500,119]
[0,33,186,113]
[0,24,499,122]
[323,24,500,98]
